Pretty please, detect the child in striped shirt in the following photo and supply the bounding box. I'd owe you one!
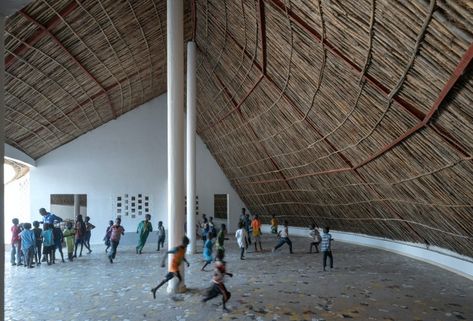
[321,226,334,271]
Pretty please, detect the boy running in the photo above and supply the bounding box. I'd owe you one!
[151,236,190,298]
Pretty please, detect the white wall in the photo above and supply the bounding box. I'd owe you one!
[50,204,87,221]
[29,94,246,243]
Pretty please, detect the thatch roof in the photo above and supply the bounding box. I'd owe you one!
[4,0,191,159]
[194,0,473,257]
[4,1,473,257]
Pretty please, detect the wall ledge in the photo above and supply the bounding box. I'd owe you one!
[261,224,473,281]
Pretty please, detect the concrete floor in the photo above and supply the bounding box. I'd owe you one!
[4,234,473,321]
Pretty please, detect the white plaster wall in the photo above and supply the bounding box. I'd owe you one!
[29,94,246,244]
[50,204,87,221]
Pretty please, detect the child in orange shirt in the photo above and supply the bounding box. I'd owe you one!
[251,214,263,252]
[151,236,190,298]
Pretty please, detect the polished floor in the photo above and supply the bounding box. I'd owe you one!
[5,234,473,321]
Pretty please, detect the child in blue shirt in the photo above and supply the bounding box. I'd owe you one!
[42,223,55,265]
[201,232,215,271]
[20,223,35,268]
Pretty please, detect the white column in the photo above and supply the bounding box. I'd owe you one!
[0,15,5,321]
[74,194,80,217]
[186,41,197,254]
[167,0,186,293]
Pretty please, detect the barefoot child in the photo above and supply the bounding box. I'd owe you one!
[309,223,321,253]
[321,226,334,271]
[272,220,293,254]
[156,221,166,251]
[251,214,263,252]
[53,220,65,263]
[270,214,278,234]
[108,218,125,263]
[63,222,75,261]
[32,221,42,266]
[103,220,113,253]
[201,232,215,271]
[202,249,233,311]
[10,218,21,266]
[136,214,153,254]
[84,216,95,254]
[235,222,248,260]
[20,223,35,268]
[151,236,190,298]
[42,223,55,265]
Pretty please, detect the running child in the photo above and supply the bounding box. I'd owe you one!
[53,220,65,263]
[272,220,293,254]
[202,249,233,311]
[151,236,190,298]
[108,217,125,263]
[202,231,215,271]
[136,214,153,254]
[103,220,113,253]
[156,221,166,251]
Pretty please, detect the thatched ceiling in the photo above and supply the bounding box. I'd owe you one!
[4,0,191,159]
[4,0,473,257]
[194,0,473,257]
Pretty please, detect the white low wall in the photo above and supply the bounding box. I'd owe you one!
[261,224,473,280]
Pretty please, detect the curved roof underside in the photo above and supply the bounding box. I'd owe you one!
[194,0,473,257]
[4,0,473,257]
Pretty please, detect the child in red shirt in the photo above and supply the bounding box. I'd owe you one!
[202,249,233,311]
[11,218,21,266]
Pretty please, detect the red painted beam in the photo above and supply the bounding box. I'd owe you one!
[354,43,473,169]
[235,43,473,185]
[5,1,78,69]
[19,10,117,119]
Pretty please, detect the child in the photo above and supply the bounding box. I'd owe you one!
[309,223,321,253]
[74,215,87,258]
[272,220,293,254]
[53,220,65,263]
[201,216,209,248]
[156,221,166,251]
[201,231,215,271]
[32,221,43,265]
[251,214,263,252]
[63,221,75,261]
[202,249,233,311]
[321,227,334,271]
[104,220,113,253]
[235,222,248,260]
[10,218,21,266]
[270,214,278,234]
[216,224,228,254]
[136,214,153,254]
[84,216,95,253]
[19,223,36,268]
[108,217,125,263]
[244,213,252,245]
[41,223,55,265]
[151,236,190,298]
[208,217,216,236]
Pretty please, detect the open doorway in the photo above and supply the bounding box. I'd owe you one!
[214,194,229,228]
[50,194,87,222]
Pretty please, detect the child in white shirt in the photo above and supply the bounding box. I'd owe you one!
[235,222,248,260]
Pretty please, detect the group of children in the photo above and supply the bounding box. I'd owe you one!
[10,212,97,268]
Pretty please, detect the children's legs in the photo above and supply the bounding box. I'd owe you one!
[58,245,65,262]
[240,247,245,259]
[202,285,220,302]
[68,252,73,261]
[10,243,17,265]
[323,251,327,270]
[258,240,263,251]
[286,238,293,253]
[327,251,333,268]
[151,272,175,298]
[201,261,211,271]
[274,238,285,251]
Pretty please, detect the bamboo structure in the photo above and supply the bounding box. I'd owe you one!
[4,0,473,257]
